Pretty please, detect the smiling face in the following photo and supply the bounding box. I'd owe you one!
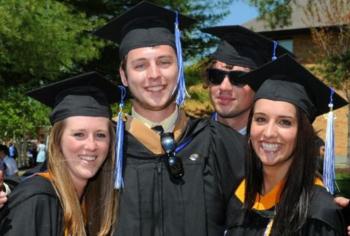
[209,61,254,121]
[60,116,111,188]
[250,99,298,171]
[120,45,178,119]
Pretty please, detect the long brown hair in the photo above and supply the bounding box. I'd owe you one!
[245,103,318,235]
[48,119,117,236]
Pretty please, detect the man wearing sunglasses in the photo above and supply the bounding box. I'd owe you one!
[202,26,291,135]
[202,26,350,235]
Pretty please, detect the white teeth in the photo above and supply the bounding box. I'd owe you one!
[262,143,279,152]
[147,86,163,92]
[80,156,96,161]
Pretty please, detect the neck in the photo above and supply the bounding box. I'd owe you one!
[262,164,290,195]
[132,102,177,123]
[217,112,249,131]
[72,179,87,199]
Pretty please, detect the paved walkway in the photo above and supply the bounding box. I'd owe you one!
[336,156,350,168]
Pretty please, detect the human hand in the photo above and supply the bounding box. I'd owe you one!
[0,170,5,192]
[0,170,7,208]
[334,196,350,208]
[334,197,350,236]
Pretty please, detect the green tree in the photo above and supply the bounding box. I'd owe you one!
[0,0,104,140]
[0,86,50,140]
[244,0,350,160]
[304,0,350,160]
[0,0,236,140]
[0,0,104,85]
[244,0,292,29]
[60,0,235,79]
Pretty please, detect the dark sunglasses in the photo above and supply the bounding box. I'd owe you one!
[160,132,184,181]
[207,68,248,86]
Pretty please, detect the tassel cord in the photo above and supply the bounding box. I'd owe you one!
[323,88,335,194]
[174,11,189,106]
[114,86,126,189]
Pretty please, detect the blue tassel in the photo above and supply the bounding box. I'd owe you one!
[323,88,335,194]
[114,85,126,189]
[174,11,188,106]
[211,112,218,121]
[272,40,278,61]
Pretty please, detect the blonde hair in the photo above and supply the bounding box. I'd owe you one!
[48,119,118,236]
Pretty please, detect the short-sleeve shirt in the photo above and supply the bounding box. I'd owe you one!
[3,156,18,176]
[0,159,5,171]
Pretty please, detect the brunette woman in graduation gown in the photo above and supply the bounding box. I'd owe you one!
[226,55,347,236]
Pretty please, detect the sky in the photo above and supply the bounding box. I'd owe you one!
[219,0,259,25]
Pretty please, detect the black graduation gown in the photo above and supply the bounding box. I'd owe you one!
[226,180,346,236]
[0,175,63,236]
[114,111,245,236]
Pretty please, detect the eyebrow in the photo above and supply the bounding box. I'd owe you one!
[157,55,174,59]
[253,112,296,119]
[69,128,108,132]
[130,58,147,64]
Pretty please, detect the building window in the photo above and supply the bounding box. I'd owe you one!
[278,39,293,53]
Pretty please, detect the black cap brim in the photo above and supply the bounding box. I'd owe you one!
[27,71,122,124]
[27,71,121,108]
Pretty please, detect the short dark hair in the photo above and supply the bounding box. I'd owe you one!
[314,136,325,147]
[0,144,9,155]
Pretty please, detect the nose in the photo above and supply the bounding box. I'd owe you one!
[219,76,233,90]
[85,135,97,151]
[262,121,277,139]
[148,62,161,79]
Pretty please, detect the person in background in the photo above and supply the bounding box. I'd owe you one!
[226,55,347,235]
[8,143,17,159]
[36,139,46,164]
[202,25,350,234]
[0,72,120,236]
[201,25,292,135]
[315,136,326,175]
[26,142,36,167]
[0,144,18,177]
[314,137,350,230]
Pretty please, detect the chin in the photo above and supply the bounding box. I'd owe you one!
[143,98,175,111]
[80,170,98,180]
[216,110,236,118]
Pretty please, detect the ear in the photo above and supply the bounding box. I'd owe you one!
[119,67,128,87]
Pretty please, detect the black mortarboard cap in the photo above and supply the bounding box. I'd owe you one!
[202,25,293,69]
[243,54,348,122]
[94,1,196,59]
[27,71,121,124]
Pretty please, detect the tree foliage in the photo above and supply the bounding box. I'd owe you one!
[303,0,350,94]
[0,0,104,140]
[0,0,104,86]
[0,86,50,140]
[245,0,293,29]
[245,0,350,158]
[59,0,234,78]
[304,0,350,159]
[0,0,234,140]
[244,0,350,91]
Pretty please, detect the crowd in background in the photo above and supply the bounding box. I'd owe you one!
[0,140,46,173]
